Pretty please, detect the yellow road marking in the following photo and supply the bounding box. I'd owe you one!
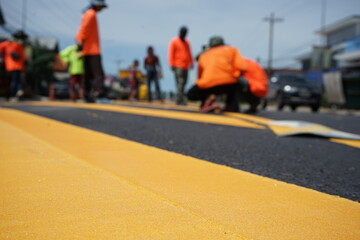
[1,108,359,240]
[223,111,273,125]
[225,112,360,148]
[0,117,242,239]
[28,101,265,129]
[6,100,360,149]
[113,99,201,111]
[331,138,360,148]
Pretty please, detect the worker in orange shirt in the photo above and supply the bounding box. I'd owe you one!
[187,36,247,112]
[239,58,268,114]
[76,0,107,103]
[168,26,193,105]
[0,30,28,101]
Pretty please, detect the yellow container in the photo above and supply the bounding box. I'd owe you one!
[139,84,148,100]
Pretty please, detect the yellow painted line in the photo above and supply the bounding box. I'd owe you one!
[0,116,242,239]
[113,99,201,111]
[28,101,265,130]
[331,138,360,148]
[225,112,360,149]
[224,111,273,125]
[1,108,359,240]
[8,100,360,149]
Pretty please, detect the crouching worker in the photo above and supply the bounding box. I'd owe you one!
[239,58,268,114]
[187,36,247,112]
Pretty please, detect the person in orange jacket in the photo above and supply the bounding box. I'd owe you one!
[187,36,247,112]
[239,58,268,113]
[0,30,28,101]
[168,26,193,105]
[76,0,107,103]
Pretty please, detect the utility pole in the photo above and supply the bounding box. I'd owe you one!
[263,12,283,75]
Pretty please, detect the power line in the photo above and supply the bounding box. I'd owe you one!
[5,0,79,39]
[272,0,309,17]
[273,37,318,60]
[50,0,80,25]
[36,0,77,29]
[21,0,26,31]
[4,2,57,38]
[2,0,22,29]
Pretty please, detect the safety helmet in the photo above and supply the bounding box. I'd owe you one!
[209,36,224,48]
[12,30,28,40]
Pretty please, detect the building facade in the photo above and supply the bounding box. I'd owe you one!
[299,15,360,108]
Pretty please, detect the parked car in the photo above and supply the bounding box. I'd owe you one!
[53,79,70,99]
[264,72,322,112]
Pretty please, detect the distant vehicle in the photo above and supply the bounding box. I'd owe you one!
[52,72,70,99]
[53,79,70,99]
[110,69,148,100]
[109,76,131,100]
[264,72,322,112]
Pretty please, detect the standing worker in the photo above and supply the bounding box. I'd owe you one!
[60,44,85,101]
[0,30,28,101]
[76,0,107,103]
[187,36,247,112]
[168,26,193,105]
[239,58,268,113]
[144,46,163,102]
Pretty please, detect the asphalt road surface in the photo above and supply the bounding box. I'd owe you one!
[3,101,360,202]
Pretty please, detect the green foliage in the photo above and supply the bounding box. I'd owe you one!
[26,41,55,94]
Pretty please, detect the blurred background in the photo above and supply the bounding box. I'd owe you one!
[0,0,359,108]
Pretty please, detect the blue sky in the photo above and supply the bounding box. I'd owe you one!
[1,0,359,91]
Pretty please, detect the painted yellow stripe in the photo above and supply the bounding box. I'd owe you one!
[225,112,360,149]
[331,138,360,148]
[0,116,242,239]
[224,111,273,125]
[27,101,265,129]
[8,101,360,149]
[113,99,201,111]
[1,108,359,240]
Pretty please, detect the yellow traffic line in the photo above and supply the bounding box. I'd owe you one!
[6,100,360,149]
[113,99,201,111]
[225,112,360,149]
[223,111,273,125]
[331,138,360,148]
[28,101,265,130]
[0,115,242,239]
[1,108,359,240]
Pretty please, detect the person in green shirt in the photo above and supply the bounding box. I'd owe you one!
[60,45,85,101]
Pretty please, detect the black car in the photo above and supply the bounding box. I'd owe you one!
[265,72,322,112]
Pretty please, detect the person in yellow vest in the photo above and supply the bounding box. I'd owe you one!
[60,45,85,101]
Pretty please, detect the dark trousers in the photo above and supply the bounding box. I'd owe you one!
[10,70,22,97]
[173,67,188,105]
[238,77,260,111]
[84,55,104,101]
[70,74,84,101]
[147,70,161,101]
[187,83,240,112]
